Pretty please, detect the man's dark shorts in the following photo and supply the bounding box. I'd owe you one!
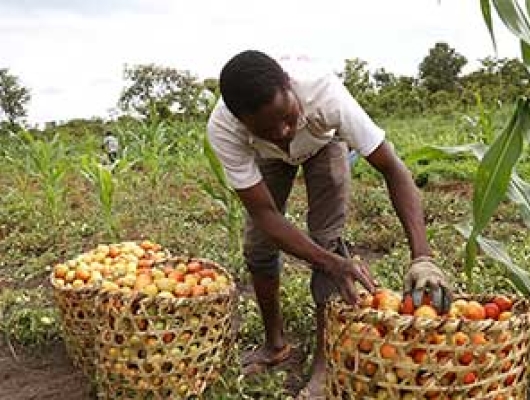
[243,139,351,305]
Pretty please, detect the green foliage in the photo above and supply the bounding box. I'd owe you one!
[80,156,131,240]
[4,131,69,223]
[118,64,209,121]
[199,133,244,269]
[340,58,374,107]
[465,98,530,292]
[487,0,530,64]
[0,289,60,347]
[1,111,530,397]
[118,117,176,190]
[407,98,530,292]
[0,68,30,129]
[419,42,467,93]
[280,271,314,346]
[468,0,530,295]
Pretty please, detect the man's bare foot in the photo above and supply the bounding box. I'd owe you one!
[241,343,292,375]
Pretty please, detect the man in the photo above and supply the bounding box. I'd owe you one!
[102,131,119,164]
[207,50,451,398]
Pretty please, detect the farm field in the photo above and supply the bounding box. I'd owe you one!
[1,108,529,399]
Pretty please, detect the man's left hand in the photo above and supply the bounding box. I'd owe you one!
[404,256,452,314]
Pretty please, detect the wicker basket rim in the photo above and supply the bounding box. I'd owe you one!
[327,293,530,327]
[50,255,235,293]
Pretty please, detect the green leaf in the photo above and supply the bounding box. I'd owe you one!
[492,0,530,44]
[405,143,487,164]
[475,234,530,296]
[203,134,230,191]
[522,39,530,66]
[481,0,498,52]
[507,171,530,226]
[456,222,530,295]
[471,98,530,236]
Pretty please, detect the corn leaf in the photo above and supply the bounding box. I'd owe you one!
[203,134,231,192]
[481,0,498,51]
[477,235,530,296]
[522,39,530,66]
[405,143,487,164]
[471,98,530,236]
[462,98,530,288]
[507,171,530,226]
[456,222,530,295]
[492,0,530,44]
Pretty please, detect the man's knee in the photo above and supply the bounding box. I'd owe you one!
[309,237,351,305]
[311,270,339,306]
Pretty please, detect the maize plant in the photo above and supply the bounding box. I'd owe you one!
[118,115,176,193]
[5,131,69,223]
[408,0,530,293]
[199,133,244,263]
[80,156,120,240]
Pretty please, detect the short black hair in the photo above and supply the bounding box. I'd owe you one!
[219,50,290,119]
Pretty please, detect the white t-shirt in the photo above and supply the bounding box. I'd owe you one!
[207,58,385,190]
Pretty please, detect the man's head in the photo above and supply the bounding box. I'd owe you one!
[220,50,302,148]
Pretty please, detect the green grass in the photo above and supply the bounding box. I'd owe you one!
[0,108,529,397]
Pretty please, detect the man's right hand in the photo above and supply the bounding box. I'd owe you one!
[330,256,376,305]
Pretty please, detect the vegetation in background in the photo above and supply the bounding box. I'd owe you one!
[4,131,69,224]
[118,64,212,121]
[199,133,244,271]
[1,4,530,396]
[0,68,30,130]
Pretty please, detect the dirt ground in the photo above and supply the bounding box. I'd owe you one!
[0,276,309,400]
[0,342,94,400]
[0,340,307,400]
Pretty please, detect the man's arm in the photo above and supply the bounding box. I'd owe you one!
[365,140,452,311]
[365,141,431,259]
[236,181,375,302]
[236,182,339,273]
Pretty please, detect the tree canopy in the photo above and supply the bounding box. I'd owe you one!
[419,42,467,93]
[0,68,30,129]
[118,64,210,121]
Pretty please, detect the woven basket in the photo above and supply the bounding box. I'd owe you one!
[325,294,530,399]
[51,241,170,379]
[94,257,237,399]
[51,277,100,378]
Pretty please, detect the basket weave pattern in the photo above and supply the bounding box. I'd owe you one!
[94,258,236,399]
[50,242,169,378]
[52,284,99,378]
[325,295,530,399]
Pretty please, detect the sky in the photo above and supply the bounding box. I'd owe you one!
[0,0,523,125]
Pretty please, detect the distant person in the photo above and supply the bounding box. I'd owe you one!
[102,131,119,164]
[207,50,452,399]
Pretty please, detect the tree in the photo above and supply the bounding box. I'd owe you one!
[372,67,396,90]
[0,68,30,128]
[371,75,427,117]
[118,64,208,121]
[340,58,374,102]
[419,42,467,93]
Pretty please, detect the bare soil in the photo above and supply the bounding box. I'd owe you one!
[0,341,94,400]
